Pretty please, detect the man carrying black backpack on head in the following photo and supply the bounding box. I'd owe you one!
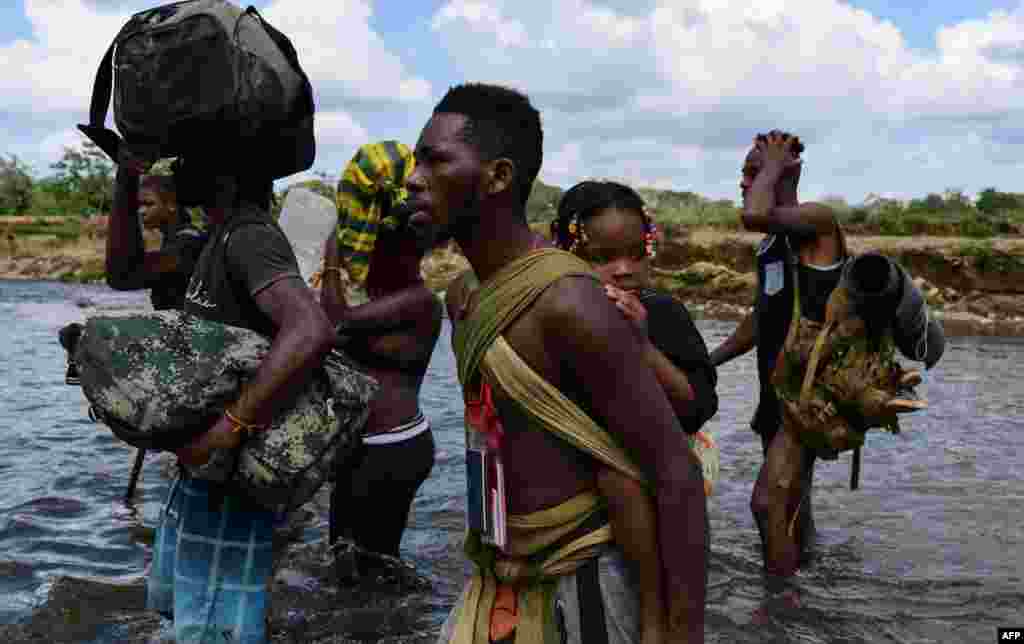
[141,155,335,643]
[75,1,323,640]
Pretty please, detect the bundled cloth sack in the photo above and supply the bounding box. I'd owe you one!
[78,0,315,180]
[75,310,378,513]
[771,253,942,461]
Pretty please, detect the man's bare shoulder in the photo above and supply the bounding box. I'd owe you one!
[532,273,616,340]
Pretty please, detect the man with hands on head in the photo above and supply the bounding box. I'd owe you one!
[710,130,848,577]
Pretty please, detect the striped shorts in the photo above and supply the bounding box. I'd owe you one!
[147,474,278,644]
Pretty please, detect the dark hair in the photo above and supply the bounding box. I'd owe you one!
[140,175,176,201]
[433,83,542,209]
[551,181,657,256]
[236,176,274,211]
[172,157,272,211]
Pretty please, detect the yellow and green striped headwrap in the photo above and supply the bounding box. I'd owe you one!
[335,141,415,286]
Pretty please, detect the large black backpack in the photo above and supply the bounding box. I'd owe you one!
[79,0,315,180]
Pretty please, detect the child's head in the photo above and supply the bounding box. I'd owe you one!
[552,180,657,292]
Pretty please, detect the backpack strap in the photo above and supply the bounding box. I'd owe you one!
[76,39,122,162]
[78,11,143,162]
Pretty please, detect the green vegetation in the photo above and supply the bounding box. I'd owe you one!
[957,240,1024,273]
[525,181,564,223]
[3,143,1023,243]
[58,269,106,284]
[0,156,33,213]
[1,142,113,219]
[8,218,83,241]
[834,188,1023,237]
[524,182,1024,238]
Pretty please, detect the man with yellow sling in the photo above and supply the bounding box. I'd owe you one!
[403,83,709,644]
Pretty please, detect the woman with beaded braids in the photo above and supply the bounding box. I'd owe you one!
[551,180,719,644]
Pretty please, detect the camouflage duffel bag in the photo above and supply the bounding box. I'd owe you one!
[75,310,378,512]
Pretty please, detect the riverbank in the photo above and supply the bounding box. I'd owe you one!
[419,230,1024,337]
[3,229,1023,337]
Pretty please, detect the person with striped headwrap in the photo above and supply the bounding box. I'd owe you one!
[320,141,443,573]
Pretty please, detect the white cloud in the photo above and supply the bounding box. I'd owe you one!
[432,1,529,47]
[263,0,431,105]
[431,0,1024,202]
[314,111,370,147]
[541,141,583,186]
[1,0,430,180]
[0,1,128,113]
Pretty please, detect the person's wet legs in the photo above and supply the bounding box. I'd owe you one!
[751,428,814,577]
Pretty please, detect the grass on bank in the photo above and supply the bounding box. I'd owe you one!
[4,179,1024,253]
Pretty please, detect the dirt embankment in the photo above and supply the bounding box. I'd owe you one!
[649,231,1024,337]
[3,230,1023,337]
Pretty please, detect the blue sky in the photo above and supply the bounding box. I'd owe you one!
[2,0,1023,204]
[847,0,1021,50]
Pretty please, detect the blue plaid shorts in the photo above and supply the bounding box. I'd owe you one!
[147,474,278,644]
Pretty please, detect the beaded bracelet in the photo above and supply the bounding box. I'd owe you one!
[224,408,268,436]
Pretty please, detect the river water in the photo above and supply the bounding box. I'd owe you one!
[0,278,1021,643]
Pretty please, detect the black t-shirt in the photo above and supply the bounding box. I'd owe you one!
[150,222,208,311]
[637,288,719,434]
[183,204,303,337]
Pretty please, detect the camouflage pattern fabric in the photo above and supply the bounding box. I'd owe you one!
[75,310,378,512]
[771,283,927,456]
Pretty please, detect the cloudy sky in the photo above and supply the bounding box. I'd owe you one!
[2,0,1023,204]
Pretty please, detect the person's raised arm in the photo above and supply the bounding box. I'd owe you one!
[106,148,186,290]
[321,231,439,337]
[319,230,349,325]
[741,202,837,239]
[541,277,707,644]
[740,132,836,239]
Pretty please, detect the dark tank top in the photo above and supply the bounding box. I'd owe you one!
[796,260,845,323]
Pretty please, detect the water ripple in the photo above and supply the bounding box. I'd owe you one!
[1,281,1022,642]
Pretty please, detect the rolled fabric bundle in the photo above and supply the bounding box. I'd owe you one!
[843,252,945,369]
[75,310,378,512]
[892,264,945,369]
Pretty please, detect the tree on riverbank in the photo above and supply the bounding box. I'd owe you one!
[3,141,1023,237]
[0,156,33,213]
[48,142,113,216]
